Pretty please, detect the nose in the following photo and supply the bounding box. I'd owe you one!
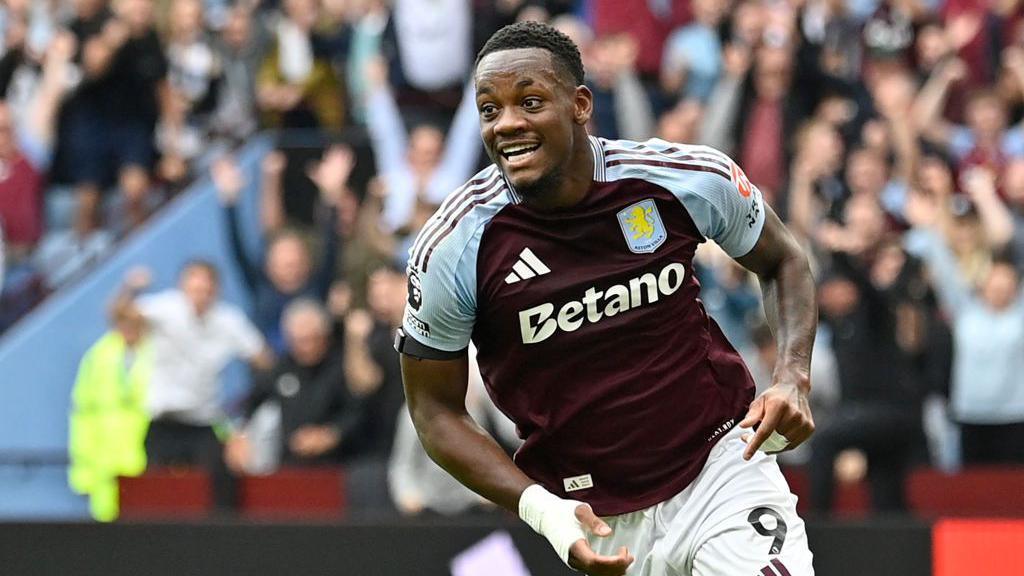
[493,107,528,136]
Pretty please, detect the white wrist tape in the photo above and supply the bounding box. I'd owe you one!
[760,430,790,453]
[518,484,588,566]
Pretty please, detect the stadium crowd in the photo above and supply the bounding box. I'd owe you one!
[2,0,1023,520]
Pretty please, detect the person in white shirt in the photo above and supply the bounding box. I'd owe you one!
[119,260,272,509]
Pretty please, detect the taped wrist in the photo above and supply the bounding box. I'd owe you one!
[518,484,588,567]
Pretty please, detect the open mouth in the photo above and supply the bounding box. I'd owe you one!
[499,143,540,166]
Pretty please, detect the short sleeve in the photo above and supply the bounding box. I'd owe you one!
[670,149,766,258]
[136,292,176,326]
[400,227,479,360]
[224,308,265,359]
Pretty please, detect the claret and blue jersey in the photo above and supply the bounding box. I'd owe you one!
[399,136,767,516]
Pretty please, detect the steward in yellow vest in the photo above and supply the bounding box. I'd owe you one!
[68,306,151,521]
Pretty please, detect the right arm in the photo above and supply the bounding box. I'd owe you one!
[912,58,965,151]
[398,230,631,574]
[905,227,973,315]
[400,353,531,512]
[212,158,262,291]
[400,353,632,574]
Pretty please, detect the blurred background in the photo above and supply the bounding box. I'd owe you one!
[0,0,1022,574]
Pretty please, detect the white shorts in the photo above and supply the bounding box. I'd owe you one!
[586,425,814,576]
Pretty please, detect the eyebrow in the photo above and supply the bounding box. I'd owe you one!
[475,76,540,97]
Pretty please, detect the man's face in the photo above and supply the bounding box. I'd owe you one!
[475,48,591,194]
[846,150,886,196]
[180,267,218,315]
[408,126,443,176]
[967,96,1006,138]
[266,236,311,294]
[982,263,1019,311]
[285,313,328,366]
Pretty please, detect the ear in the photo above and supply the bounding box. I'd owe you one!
[573,84,594,126]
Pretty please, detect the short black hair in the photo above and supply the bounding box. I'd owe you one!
[476,21,585,86]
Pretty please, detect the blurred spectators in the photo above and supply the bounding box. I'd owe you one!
[661,0,726,103]
[906,172,1024,465]
[256,0,344,130]
[60,0,166,233]
[68,299,151,522]
[0,0,1022,520]
[156,0,221,189]
[226,298,365,473]
[118,262,272,509]
[213,148,351,353]
[208,2,266,147]
[363,57,481,249]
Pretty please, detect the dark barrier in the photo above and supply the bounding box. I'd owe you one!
[0,518,930,576]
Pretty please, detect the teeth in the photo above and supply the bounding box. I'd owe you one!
[502,144,538,156]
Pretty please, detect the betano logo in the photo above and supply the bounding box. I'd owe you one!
[518,262,687,344]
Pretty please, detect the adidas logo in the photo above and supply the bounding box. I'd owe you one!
[504,247,550,284]
[563,474,594,493]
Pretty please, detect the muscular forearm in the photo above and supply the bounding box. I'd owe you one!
[758,251,817,392]
[410,400,533,513]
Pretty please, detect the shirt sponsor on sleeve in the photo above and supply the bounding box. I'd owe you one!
[405,311,431,338]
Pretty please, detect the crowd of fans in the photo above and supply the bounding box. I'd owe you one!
[2,0,1019,520]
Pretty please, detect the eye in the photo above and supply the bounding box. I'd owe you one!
[479,103,498,120]
[523,97,542,110]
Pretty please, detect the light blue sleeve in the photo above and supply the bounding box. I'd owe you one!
[903,228,973,315]
[367,84,419,233]
[401,225,480,355]
[365,85,409,174]
[1003,126,1024,158]
[665,146,766,257]
[948,125,975,160]
[16,125,51,171]
[608,142,766,257]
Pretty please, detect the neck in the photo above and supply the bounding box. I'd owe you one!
[522,132,594,212]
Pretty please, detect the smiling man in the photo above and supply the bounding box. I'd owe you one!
[395,21,817,576]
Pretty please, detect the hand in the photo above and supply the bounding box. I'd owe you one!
[344,308,375,342]
[604,35,638,76]
[939,57,967,84]
[261,150,287,177]
[308,145,355,204]
[224,434,251,474]
[211,156,246,205]
[278,84,304,110]
[722,43,752,78]
[567,504,634,576]
[47,30,78,63]
[102,19,129,48]
[327,281,353,318]
[947,13,982,50]
[1003,46,1024,73]
[289,425,341,457]
[738,377,814,460]
[960,166,997,200]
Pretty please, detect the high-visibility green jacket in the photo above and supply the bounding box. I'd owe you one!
[68,332,152,521]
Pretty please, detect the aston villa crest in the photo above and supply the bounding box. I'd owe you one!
[617,199,667,254]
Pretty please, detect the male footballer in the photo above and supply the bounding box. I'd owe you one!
[395,21,817,576]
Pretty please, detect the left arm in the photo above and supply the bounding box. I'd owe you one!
[734,204,817,460]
